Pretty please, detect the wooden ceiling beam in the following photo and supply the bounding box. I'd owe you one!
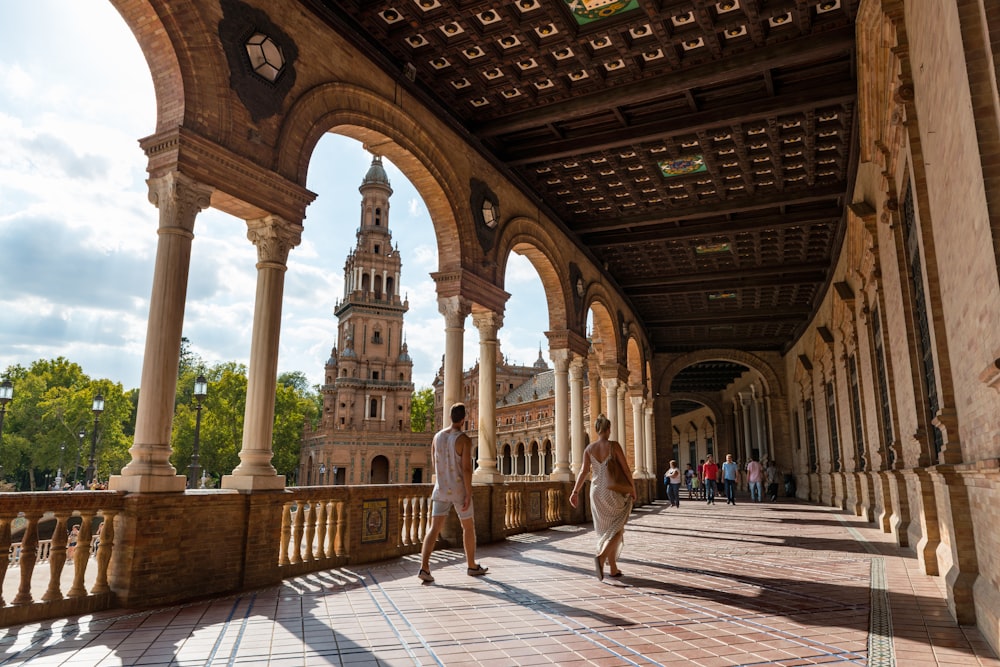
[645,307,813,326]
[475,28,855,137]
[583,208,842,246]
[503,82,856,165]
[623,263,827,292]
[573,185,845,234]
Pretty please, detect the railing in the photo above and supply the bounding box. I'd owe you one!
[0,492,123,627]
[0,480,579,629]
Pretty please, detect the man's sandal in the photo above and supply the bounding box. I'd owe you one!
[467,564,488,576]
[417,569,434,582]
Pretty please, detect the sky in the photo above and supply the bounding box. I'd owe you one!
[0,1,550,392]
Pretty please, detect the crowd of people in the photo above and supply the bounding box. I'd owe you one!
[666,454,785,506]
[50,480,110,491]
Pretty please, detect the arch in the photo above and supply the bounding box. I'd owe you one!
[515,443,526,475]
[656,349,783,399]
[500,444,512,475]
[529,441,540,475]
[495,218,573,331]
[370,455,389,484]
[587,298,620,367]
[626,336,644,388]
[110,0,189,132]
[276,82,471,274]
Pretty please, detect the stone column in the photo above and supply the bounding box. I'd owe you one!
[603,379,618,434]
[224,215,302,491]
[472,311,503,483]
[617,384,627,445]
[568,356,586,476]
[438,296,471,409]
[549,349,573,481]
[741,395,753,462]
[644,403,655,477]
[631,395,646,477]
[112,172,212,493]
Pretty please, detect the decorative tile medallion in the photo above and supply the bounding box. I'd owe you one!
[564,0,640,25]
[659,155,707,178]
[362,498,388,543]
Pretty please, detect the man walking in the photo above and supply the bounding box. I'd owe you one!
[702,455,719,505]
[418,403,488,582]
[722,454,740,505]
[746,455,764,502]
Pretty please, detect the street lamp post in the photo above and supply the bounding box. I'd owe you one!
[0,380,13,480]
[75,430,85,486]
[318,463,326,486]
[188,375,208,489]
[85,394,104,487]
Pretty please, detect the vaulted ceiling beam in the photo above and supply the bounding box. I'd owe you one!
[583,209,841,246]
[475,28,855,137]
[621,263,827,292]
[503,82,856,165]
[572,185,844,234]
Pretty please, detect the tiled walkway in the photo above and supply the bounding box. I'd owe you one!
[1,498,997,666]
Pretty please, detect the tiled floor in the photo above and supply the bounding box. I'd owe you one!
[1,497,996,666]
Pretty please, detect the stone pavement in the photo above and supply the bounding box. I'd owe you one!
[0,496,996,666]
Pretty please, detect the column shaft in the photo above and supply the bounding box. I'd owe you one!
[631,396,645,477]
[472,311,503,483]
[113,173,212,493]
[568,357,585,476]
[550,349,573,481]
[224,215,302,491]
[439,296,470,409]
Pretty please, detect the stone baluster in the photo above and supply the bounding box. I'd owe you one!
[333,502,345,556]
[304,502,316,562]
[290,502,305,564]
[400,497,412,546]
[13,513,41,604]
[92,510,116,595]
[0,517,10,606]
[67,512,94,599]
[324,502,336,557]
[42,513,69,602]
[315,501,328,559]
[279,504,292,566]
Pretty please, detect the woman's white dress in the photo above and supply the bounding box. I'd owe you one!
[589,453,632,558]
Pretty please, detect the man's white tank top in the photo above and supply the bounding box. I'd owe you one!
[431,427,465,502]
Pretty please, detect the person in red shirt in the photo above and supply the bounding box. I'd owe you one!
[701,455,720,505]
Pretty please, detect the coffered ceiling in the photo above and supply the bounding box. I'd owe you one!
[305,0,859,360]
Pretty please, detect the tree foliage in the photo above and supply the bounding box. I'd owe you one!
[410,387,435,433]
[2,355,320,489]
[0,358,130,490]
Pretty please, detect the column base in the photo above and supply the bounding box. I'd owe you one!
[221,474,287,491]
[472,470,505,484]
[109,474,187,493]
[548,471,575,482]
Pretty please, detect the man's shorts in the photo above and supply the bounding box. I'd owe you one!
[431,498,475,521]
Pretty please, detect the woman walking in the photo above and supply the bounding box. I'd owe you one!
[569,414,636,581]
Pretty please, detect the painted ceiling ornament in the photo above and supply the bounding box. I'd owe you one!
[218,0,299,122]
[564,0,640,25]
[658,156,707,178]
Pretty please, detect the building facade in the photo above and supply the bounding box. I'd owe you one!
[300,156,432,485]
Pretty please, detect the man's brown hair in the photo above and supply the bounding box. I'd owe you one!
[450,402,467,424]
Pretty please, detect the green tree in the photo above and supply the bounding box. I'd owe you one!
[410,387,435,433]
[0,358,131,490]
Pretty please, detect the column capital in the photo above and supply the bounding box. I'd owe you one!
[247,215,303,266]
[438,295,472,328]
[602,377,620,391]
[147,171,214,234]
[630,395,644,408]
[549,348,571,371]
[471,310,503,338]
[568,356,585,380]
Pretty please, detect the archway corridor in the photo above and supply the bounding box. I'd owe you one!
[1,499,994,666]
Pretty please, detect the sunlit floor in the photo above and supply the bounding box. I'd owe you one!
[1,495,996,666]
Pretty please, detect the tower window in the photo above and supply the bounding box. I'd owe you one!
[372,371,380,380]
[369,398,379,418]
[374,244,380,254]
[372,329,383,344]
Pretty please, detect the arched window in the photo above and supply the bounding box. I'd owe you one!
[369,398,379,418]
[374,207,382,226]
[386,277,395,297]
[370,455,389,484]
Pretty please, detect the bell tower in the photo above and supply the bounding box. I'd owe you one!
[323,154,413,433]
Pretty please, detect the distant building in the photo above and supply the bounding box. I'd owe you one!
[300,155,432,485]
[434,346,592,478]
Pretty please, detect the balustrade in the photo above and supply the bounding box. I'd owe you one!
[0,480,581,629]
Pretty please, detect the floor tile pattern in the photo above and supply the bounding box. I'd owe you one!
[0,498,995,666]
